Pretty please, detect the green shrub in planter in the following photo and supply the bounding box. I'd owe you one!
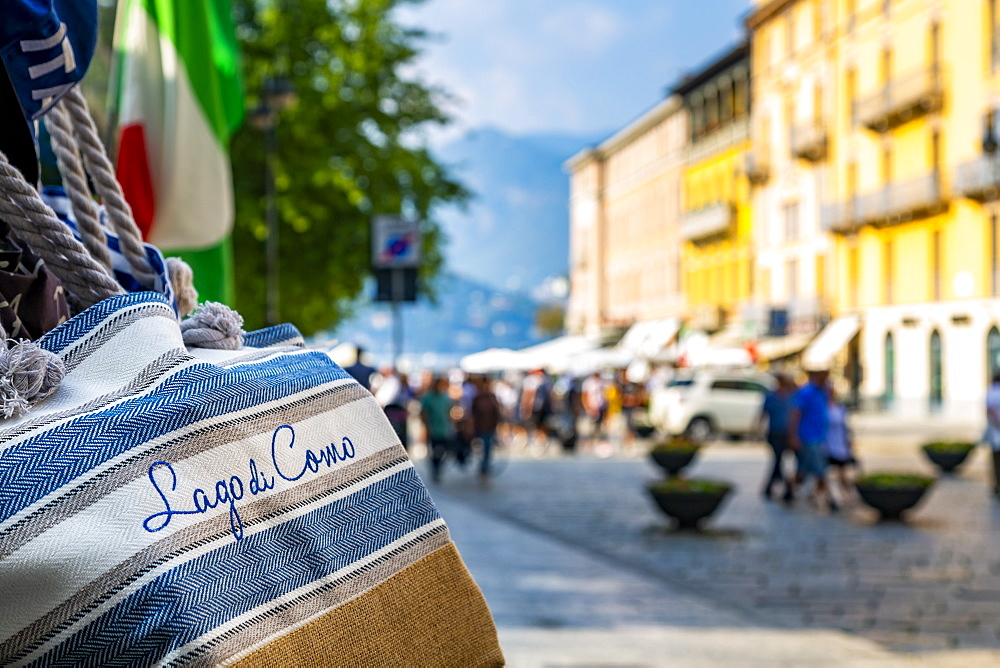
[921,442,976,474]
[647,477,733,529]
[855,473,935,521]
[649,437,701,477]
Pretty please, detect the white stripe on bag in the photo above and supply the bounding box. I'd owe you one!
[19,22,67,52]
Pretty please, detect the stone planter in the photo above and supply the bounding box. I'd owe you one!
[649,448,699,477]
[855,474,935,521]
[920,442,974,474]
[647,480,732,530]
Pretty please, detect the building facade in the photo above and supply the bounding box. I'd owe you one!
[746,0,832,349]
[673,44,754,336]
[566,97,688,337]
[567,0,1000,418]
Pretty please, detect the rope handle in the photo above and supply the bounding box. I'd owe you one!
[56,87,160,289]
[0,149,125,311]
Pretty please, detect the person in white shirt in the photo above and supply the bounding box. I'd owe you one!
[985,371,1000,497]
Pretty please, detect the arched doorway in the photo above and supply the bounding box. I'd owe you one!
[884,332,895,408]
[988,327,1000,385]
[929,330,943,411]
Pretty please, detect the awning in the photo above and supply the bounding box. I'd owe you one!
[566,346,633,376]
[618,318,681,358]
[801,315,860,370]
[460,348,520,373]
[755,332,815,362]
[514,335,601,373]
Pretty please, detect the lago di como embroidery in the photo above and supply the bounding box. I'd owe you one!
[143,424,357,540]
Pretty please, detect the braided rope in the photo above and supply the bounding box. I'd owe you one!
[62,87,159,289]
[43,102,114,271]
[0,150,125,311]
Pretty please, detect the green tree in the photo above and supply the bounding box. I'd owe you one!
[230,0,466,335]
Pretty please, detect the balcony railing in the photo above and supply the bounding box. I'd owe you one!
[680,202,734,241]
[821,171,947,233]
[745,150,771,185]
[857,65,944,131]
[954,155,1000,202]
[791,122,828,161]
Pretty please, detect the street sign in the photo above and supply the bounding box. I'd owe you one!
[374,267,418,303]
[372,215,421,268]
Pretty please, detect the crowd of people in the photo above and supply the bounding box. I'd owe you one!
[344,346,868,501]
[342,347,661,483]
[758,367,858,512]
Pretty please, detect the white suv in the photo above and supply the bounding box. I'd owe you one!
[648,370,776,440]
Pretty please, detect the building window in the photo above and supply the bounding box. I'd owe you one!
[932,229,942,300]
[788,259,798,299]
[884,332,895,407]
[847,0,856,33]
[787,9,795,58]
[814,0,824,39]
[884,239,894,303]
[930,22,940,69]
[882,143,892,185]
[784,202,800,241]
[989,327,1000,385]
[882,47,893,86]
[816,253,827,298]
[847,68,857,125]
[992,0,1000,72]
[849,243,860,308]
[931,129,941,174]
[930,330,943,410]
[992,213,999,295]
[882,0,891,16]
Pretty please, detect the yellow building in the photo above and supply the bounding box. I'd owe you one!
[747,0,1000,418]
[566,97,688,339]
[745,0,832,359]
[672,44,754,335]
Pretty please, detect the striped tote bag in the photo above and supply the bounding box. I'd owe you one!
[0,292,503,666]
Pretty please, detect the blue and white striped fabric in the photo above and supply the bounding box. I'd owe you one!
[41,186,178,313]
[0,292,500,666]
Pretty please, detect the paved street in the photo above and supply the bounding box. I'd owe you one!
[424,418,1000,665]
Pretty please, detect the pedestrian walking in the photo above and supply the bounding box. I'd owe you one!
[420,376,456,483]
[373,365,413,450]
[344,345,376,391]
[824,386,857,504]
[788,367,836,512]
[758,372,796,503]
[985,370,1000,497]
[581,371,607,443]
[471,376,503,483]
[520,369,554,451]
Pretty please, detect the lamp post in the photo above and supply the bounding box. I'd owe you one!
[249,76,297,326]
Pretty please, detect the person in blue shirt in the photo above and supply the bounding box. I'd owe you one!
[789,367,836,511]
[758,373,797,502]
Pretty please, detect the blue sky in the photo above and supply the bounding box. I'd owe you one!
[397,0,750,141]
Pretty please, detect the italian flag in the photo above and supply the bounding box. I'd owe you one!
[112,0,244,304]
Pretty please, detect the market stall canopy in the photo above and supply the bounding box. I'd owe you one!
[566,346,633,376]
[617,317,681,358]
[514,334,602,373]
[801,315,860,370]
[460,347,520,374]
[755,332,815,362]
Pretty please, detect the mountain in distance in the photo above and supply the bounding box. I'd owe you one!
[328,127,601,367]
[329,273,545,369]
[434,126,598,292]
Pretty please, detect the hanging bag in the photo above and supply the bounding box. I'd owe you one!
[0,60,503,668]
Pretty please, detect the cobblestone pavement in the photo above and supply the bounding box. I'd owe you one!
[427,429,1000,656]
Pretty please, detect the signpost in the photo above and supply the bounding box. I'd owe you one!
[372,215,420,366]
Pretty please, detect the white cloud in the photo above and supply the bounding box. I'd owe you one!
[539,3,629,58]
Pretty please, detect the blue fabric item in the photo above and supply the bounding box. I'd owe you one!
[792,383,829,445]
[41,186,179,313]
[761,390,792,434]
[36,471,440,666]
[0,0,97,123]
